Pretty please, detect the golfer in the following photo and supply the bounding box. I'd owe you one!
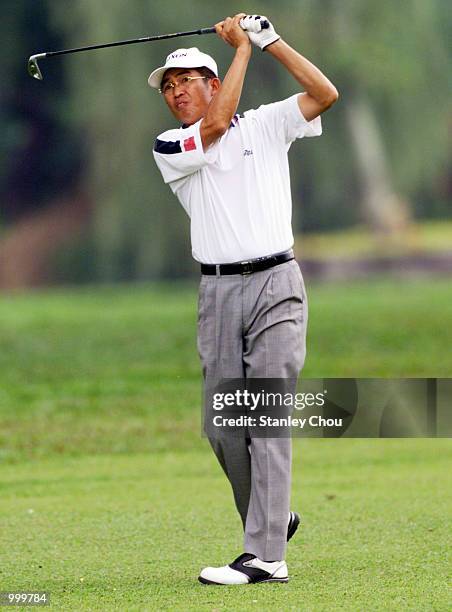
[149,13,338,585]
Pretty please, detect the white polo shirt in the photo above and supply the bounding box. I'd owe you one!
[153,94,322,264]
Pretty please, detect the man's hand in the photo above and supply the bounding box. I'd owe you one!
[215,14,251,50]
[240,15,280,51]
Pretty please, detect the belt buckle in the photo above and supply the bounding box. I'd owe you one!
[240,261,253,275]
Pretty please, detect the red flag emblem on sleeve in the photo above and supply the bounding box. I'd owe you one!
[183,136,197,151]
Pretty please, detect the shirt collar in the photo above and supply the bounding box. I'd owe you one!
[181,114,239,129]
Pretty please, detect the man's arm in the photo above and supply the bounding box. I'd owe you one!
[200,14,251,151]
[265,39,339,122]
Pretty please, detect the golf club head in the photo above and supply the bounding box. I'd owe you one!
[28,54,45,80]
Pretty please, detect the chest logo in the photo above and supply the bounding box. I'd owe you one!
[243,149,253,156]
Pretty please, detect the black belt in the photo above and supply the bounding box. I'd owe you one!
[201,250,294,276]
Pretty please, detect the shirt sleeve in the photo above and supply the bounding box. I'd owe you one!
[153,119,219,184]
[252,93,322,145]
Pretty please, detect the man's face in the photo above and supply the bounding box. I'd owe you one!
[161,68,220,126]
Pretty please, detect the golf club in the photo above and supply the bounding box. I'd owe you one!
[28,19,269,80]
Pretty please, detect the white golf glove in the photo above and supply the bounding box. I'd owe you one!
[240,15,280,51]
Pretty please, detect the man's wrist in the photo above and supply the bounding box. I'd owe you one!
[262,37,282,53]
[235,43,252,58]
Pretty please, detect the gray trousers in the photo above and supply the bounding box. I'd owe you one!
[197,258,308,561]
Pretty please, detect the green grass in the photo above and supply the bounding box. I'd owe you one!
[0,279,451,610]
[1,278,451,462]
[1,442,450,610]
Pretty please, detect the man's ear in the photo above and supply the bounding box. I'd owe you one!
[209,77,221,95]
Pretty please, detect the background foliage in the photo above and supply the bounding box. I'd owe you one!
[1,0,451,280]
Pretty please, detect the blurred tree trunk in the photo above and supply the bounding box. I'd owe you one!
[331,1,411,235]
[346,94,409,233]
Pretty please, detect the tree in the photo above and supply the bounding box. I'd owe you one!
[273,0,451,232]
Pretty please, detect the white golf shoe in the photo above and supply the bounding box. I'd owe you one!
[199,553,289,585]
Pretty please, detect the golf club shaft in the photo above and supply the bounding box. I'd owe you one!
[42,28,217,59]
[37,20,269,59]
[28,19,269,80]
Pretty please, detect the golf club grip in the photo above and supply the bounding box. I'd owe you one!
[200,19,269,35]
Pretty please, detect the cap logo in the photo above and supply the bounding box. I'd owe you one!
[168,52,188,60]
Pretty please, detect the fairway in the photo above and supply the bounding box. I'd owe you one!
[0,278,451,610]
[1,441,450,610]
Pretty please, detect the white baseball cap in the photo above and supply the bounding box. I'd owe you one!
[147,47,218,89]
